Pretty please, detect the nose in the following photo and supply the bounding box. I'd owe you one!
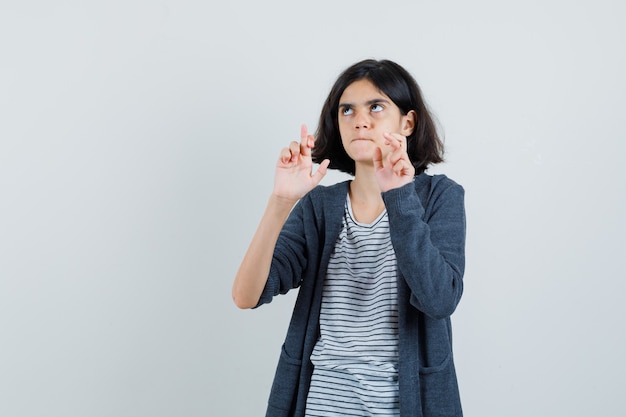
[354,110,370,129]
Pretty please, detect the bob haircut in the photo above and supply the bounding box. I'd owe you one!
[312,59,444,176]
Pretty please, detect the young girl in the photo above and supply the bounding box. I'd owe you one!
[232,59,466,417]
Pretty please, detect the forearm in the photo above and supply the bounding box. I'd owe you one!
[398,221,464,318]
[383,181,466,318]
[232,194,297,309]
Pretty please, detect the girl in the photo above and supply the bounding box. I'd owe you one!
[232,59,466,417]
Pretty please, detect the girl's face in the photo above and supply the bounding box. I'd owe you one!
[337,79,415,168]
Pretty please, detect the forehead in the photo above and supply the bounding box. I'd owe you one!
[339,79,390,103]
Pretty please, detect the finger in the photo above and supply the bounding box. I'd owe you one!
[384,133,410,167]
[388,146,407,166]
[278,147,292,164]
[301,138,313,157]
[288,140,301,162]
[300,124,314,156]
[382,133,397,150]
[384,132,407,152]
[392,159,407,175]
[300,124,308,141]
[300,124,313,148]
[384,132,405,143]
[393,158,415,177]
[279,144,299,164]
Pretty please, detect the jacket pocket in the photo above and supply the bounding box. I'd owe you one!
[419,351,451,374]
[418,353,462,416]
[267,344,303,412]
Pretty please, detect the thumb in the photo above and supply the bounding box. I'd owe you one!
[373,147,384,170]
[311,159,331,184]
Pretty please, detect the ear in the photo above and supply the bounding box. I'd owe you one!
[400,110,417,136]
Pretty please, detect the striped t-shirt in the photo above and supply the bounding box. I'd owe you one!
[305,196,399,417]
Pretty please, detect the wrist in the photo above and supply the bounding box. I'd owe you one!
[268,193,299,210]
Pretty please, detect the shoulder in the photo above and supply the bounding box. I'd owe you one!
[414,173,464,197]
[413,173,465,214]
[291,180,350,222]
[415,173,463,191]
[301,180,350,211]
[278,181,349,245]
[307,180,351,201]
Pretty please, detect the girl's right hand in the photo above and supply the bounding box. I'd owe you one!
[273,124,330,203]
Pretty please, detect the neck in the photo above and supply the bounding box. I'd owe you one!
[348,168,386,224]
[349,165,383,205]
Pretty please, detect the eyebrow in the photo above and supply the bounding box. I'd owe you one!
[338,98,391,108]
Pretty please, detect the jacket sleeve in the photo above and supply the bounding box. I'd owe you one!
[255,198,308,307]
[382,177,466,319]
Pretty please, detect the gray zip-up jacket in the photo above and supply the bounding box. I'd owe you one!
[257,173,466,417]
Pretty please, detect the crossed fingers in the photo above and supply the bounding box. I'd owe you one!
[373,133,410,171]
[373,132,415,192]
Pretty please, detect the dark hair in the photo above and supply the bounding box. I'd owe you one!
[312,59,444,176]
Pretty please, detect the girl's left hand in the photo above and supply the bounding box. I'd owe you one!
[373,132,415,192]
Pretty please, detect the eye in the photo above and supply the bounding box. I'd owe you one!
[371,103,384,113]
[341,106,353,116]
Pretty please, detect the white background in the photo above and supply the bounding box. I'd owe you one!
[1,1,625,416]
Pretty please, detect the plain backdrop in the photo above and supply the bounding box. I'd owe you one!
[1,1,625,416]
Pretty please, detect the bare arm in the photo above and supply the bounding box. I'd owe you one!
[232,125,330,309]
